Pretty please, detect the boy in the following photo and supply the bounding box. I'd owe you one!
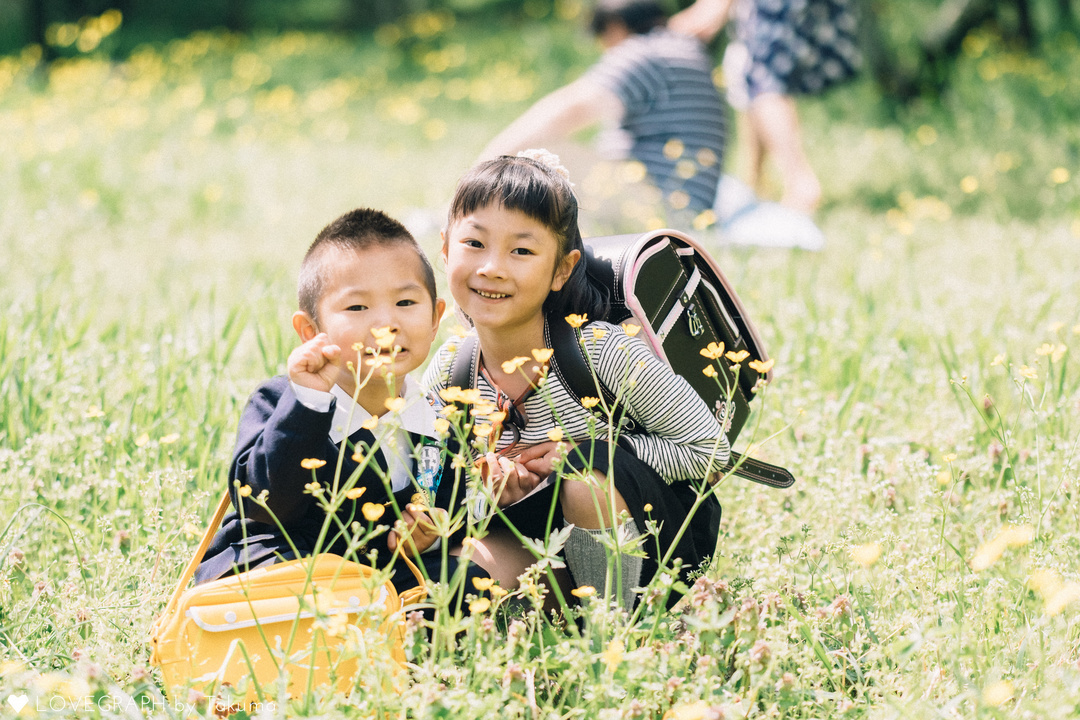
[195,208,483,593]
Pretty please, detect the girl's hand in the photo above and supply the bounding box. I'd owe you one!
[478,452,541,508]
[516,441,572,479]
[388,503,445,556]
[287,333,341,393]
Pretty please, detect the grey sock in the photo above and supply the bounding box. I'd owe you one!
[563,519,644,611]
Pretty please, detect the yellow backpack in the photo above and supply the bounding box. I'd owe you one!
[150,493,426,704]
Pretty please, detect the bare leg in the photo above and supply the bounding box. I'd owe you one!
[747,92,821,215]
[452,528,574,613]
[560,469,630,529]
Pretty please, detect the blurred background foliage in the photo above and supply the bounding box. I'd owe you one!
[1,0,1078,100]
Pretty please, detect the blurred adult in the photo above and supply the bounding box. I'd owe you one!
[671,0,861,215]
[479,0,727,221]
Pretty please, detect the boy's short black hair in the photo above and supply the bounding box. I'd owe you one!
[298,208,437,322]
[590,0,668,36]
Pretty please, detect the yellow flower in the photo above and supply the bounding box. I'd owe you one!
[301,457,327,470]
[472,577,494,591]
[84,407,105,419]
[532,348,554,362]
[1052,344,1067,363]
[1045,582,1080,616]
[473,423,493,438]
[699,341,725,359]
[601,639,624,672]
[942,453,957,463]
[238,485,252,498]
[982,681,1014,707]
[990,353,1005,366]
[970,524,1030,572]
[581,397,601,409]
[362,502,385,522]
[371,326,396,350]
[643,503,653,513]
[1036,343,1055,356]
[1048,321,1065,333]
[352,450,365,463]
[439,387,483,404]
[960,175,979,193]
[702,365,718,378]
[748,358,775,374]
[134,432,149,447]
[488,410,507,425]
[490,585,509,597]
[469,597,491,614]
[565,313,588,328]
[502,356,530,373]
[591,327,608,340]
[385,397,407,413]
[570,585,596,598]
[1018,365,1038,380]
[1049,167,1070,185]
[725,350,750,363]
[999,524,1034,548]
[621,322,642,337]
[365,354,392,368]
[971,538,1005,571]
[850,543,882,568]
[547,427,564,442]
[361,415,379,430]
[160,433,180,445]
[433,417,450,435]
[345,487,366,500]
[663,701,711,720]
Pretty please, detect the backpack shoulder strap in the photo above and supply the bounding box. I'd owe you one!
[545,317,618,408]
[447,332,482,391]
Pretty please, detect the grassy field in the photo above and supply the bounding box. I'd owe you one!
[2,8,1080,719]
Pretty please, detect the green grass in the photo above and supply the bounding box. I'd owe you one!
[2,9,1080,719]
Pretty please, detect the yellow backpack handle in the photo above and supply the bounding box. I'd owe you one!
[161,492,428,620]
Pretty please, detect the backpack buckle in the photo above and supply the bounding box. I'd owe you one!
[686,302,705,337]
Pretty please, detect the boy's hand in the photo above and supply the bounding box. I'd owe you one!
[516,441,571,480]
[288,333,341,393]
[388,503,445,556]
[478,452,541,508]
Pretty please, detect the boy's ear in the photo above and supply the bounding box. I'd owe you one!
[292,311,319,342]
[550,249,581,292]
[432,298,447,333]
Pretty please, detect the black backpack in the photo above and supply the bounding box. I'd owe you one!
[449,228,795,490]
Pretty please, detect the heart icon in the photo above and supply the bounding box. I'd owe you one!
[7,694,29,713]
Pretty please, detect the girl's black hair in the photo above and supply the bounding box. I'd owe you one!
[590,0,668,36]
[447,155,609,323]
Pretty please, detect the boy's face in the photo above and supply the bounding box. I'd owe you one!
[296,243,444,396]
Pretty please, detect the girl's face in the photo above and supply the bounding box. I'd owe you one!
[443,204,579,338]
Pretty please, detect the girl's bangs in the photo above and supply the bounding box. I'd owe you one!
[449,159,568,231]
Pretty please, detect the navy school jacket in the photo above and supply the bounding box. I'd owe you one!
[194,376,471,584]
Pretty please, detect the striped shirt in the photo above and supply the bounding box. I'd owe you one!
[422,320,731,484]
[586,28,726,214]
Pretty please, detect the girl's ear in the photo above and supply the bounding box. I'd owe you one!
[292,311,319,342]
[550,248,581,292]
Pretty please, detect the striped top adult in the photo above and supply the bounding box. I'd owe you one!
[422,320,731,484]
[585,27,726,215]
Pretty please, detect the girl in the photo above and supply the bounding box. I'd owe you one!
[423,151,730,610]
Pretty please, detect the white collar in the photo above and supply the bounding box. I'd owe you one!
[327,376,439,445]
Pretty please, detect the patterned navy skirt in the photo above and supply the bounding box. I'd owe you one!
[732,0,861,99]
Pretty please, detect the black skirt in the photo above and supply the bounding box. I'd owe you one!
[495,441,722,608]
